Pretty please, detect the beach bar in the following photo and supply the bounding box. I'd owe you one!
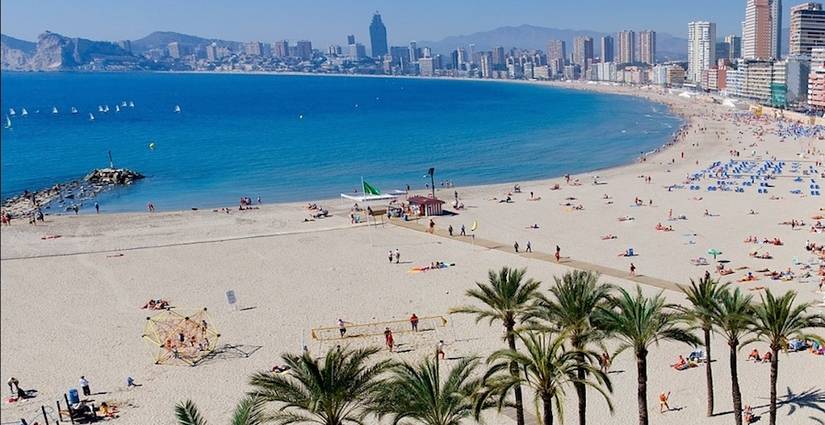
[407,195,445,216]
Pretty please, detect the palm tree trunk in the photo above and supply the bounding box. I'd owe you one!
[542,394,554,425]
[636,348,649,425]
[703,327,714,417]
[768,347,779,425]
[507,328,525,425]
[729,341,743,425]
[575,363,587,425]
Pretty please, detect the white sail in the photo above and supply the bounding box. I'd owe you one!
[103,105,109,112]
[121,101,127,107]
[52,106,58,114]
[70,107,78,114]
[116,105,120,112]
[5,116,11,128]
[174,105,181,113]
[9,108,16,116]
[129,101,135,107]
[98,105,104,112]
[89,112,95,121]
[21,108,28,116]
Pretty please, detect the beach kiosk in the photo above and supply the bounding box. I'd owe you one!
[407,195,445,216]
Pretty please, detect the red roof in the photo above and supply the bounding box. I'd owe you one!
[407,196,445,205]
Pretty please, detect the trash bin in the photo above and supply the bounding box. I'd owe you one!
[68,388,80,404]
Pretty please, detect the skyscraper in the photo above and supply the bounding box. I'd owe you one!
[347,35,356,45]
[369,12,388,58]
[492,46,506,68]
[688,21,717,83]
[167,42,181,59]
[409,41,418,63]
[295,40,312,60]
[480,51,493,78]
[573,36,594,68]
[206,43,218,61]
[769,0,783,59]
[600,36,614,63]
[617,31,636,64]
[790,2,825,56]
[273,40,290,58]
[725,34,743,60]
[639,31,656,65]
[547,40,566,64]
[743,0,772,59]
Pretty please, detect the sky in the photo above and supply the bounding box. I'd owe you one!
[0,0,800,45]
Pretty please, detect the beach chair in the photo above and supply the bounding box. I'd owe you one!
[688,349,706,363]
[788,339,807,352]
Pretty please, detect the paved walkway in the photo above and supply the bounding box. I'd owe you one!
[390,218,683,293]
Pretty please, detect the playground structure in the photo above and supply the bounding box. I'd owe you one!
[142,308,220,366]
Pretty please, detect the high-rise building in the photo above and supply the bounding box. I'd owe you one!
[492,46,506,68]
[295,40,312,60]
[409,41,418,63]
[600,36,614,63]
[688,21,717,83]
[725,34,742,61]
[245,41,264,56]
[639,31,656,64]
[369,12,388,58]
[117,40,131,53]
[617,31,636,64]
[390,46,409,67]
[480,51,493,78]
[716,42,731,63]
[167,42,181,59]
[573,36,594,69]
[206,43,219,61]
[273,41,290,58]
[744,0,772,59]
[349,43,367,60]
[547,40,566,64]
[347,35,356,45]
[770,0,783,59]
[456,48,468,70]
[790,3,825,56]
[419,57,435,76]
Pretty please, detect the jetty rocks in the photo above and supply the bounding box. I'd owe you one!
[1,168,144,219]
[85,168,144,185]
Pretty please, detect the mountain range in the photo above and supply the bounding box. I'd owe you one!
[1,25,690,71]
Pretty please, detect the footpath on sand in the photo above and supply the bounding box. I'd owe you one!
[390,218,683,293]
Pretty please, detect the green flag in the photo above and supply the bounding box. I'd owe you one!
[363,180,381,196]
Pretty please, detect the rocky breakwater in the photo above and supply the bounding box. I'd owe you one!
[1,168,144,218]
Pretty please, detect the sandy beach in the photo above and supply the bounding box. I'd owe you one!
[2,80,824,425]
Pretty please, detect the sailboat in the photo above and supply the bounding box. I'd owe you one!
[128,101,135,108]
[89,112,95,121]
[174,105,181,113]
[21,108,28,116]
[98,105,104,112]
[121,101,127,107]
[115,105,121,112]
[52,106,58,114]
[9,108,16,116]
[4,115,11,129]
[70,107,78,114]
[103,105,110,113]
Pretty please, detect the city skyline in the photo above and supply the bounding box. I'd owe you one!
[0,0,806,46]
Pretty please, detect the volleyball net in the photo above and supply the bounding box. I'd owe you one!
[311,315,448,341]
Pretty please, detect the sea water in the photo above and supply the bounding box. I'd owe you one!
[1,72,681,212]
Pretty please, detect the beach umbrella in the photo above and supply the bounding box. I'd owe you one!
[707,248,722,260]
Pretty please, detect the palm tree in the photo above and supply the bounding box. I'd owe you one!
[750,289,825,425]
[711,286,753,425]
[678,274,729,417]
[371,357,493,425]
[450,266,541,425]
[248,346,392,425]
[479,331,612,425]
[175,396,264,425]
[532,270,614,425]
[595,286,699,425]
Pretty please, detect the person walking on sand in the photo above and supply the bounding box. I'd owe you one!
[337,318,348,338]
[555,245,561,262]
[410,313,419,331]
[526,241,532,253]
[7,377,19,396]
[80,376,91,396]
[630,263,637,276]
[384,327,394,352]
[448,225,453,236]
[394,249,400,264]
[659,391,671,413]
[460,224,466,236]
[95,202,100,214]
[388,250,393,263]
[514,241,519,253]
[436,340,446,360]
[147,202,155,213]
[428,219,435,233]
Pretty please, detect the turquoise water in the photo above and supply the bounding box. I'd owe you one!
[1,73,680,212]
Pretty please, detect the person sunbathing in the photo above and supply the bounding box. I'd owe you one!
[756,252,773,259]
[671,355,690,370]
[747,349,761,362]
[761,351,773,363]
[719,268,734,275]
[526,224,540,229]
[271,364,291,373]
[739,272,757,282]
[618,216,635,222]
[601,234,617,240]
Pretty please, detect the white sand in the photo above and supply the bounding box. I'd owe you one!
[2,82,824,425]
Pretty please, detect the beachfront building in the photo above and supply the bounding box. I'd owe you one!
[600,36,615,63]
[419,57,435,77]
[786,55,812,104]
[743,0,773,59]
[534,65,551,80]
[726,59,787,106]
[639,30,656,65]
[167,42,181,59]
[617,30,636,64]
[790,3,825,56]
[808,47,825,108]
[369,12,388,58]
[244,41,264,56]
[480,52,493,78]
[702,67,720,91]
[273,40,289,58]
[573,36,594,76]
[547,40,566,74]
[594,61,617,82]
[295,40,313,60]
[407,196,445,216]
[667,64,686,86]
[688,21,717,83]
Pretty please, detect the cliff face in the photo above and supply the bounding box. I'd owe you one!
[2,31,142,71]
[1,34,36,70]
